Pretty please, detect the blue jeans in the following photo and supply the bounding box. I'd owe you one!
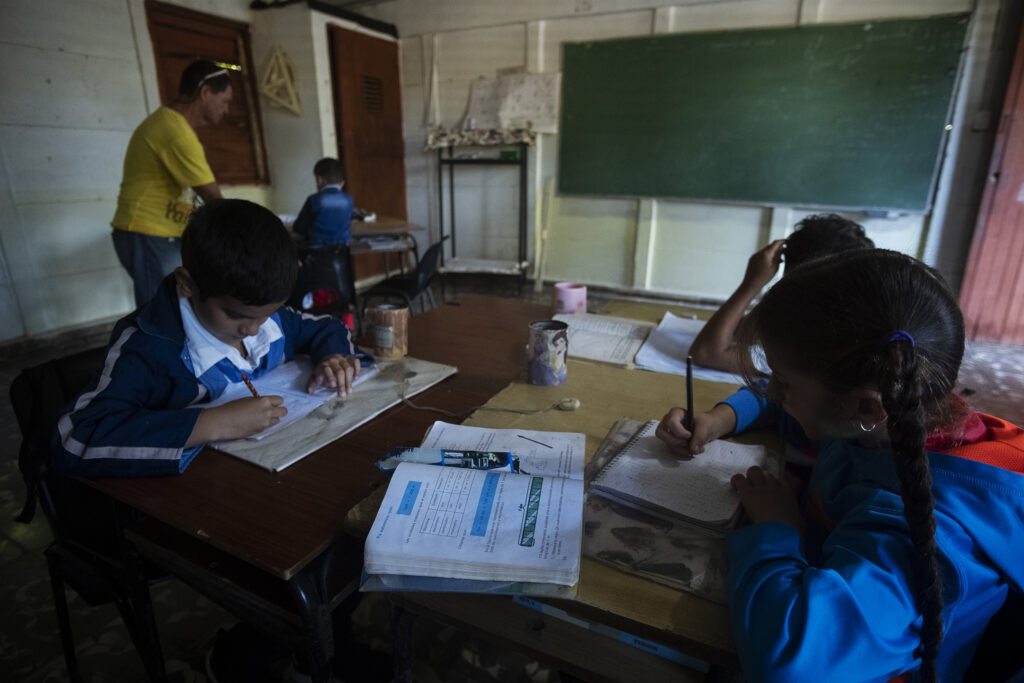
[112,229,181,308]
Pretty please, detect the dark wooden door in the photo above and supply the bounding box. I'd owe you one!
[960,21,1024,343]
[145,0,268,185]
[328,25,407,219]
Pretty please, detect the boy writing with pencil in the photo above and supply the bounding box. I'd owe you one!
[56,199,368,477]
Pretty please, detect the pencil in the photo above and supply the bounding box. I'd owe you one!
[241,373,260,398]
[685,355,695,432]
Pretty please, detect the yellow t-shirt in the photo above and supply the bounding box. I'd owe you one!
[111,107,216,238]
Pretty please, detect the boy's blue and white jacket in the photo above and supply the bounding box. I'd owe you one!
[720,387,1024,683]
[55,276,361,478]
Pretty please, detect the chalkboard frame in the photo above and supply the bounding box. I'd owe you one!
[557,14,970,212]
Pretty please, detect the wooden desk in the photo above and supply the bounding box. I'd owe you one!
[86,294,547,681]
[346,355,769,681]
[350,217,424,274]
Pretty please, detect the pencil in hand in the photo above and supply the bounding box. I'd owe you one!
[241,373,261,398]
[685,355,695,433]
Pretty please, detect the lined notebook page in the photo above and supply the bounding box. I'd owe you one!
[591,420,767,524]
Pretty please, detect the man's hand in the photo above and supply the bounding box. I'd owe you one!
[731,466,803,530]
[308,354,361,396]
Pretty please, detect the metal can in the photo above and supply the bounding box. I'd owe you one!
[527,320,569,386]
[368,304,409,358]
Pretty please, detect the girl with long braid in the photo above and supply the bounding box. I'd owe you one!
[656,249,1024,682]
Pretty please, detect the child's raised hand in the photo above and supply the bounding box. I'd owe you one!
[189,396,287,446]
[731,466,803,531]
[742,239,785,290]
[308,354,361,396]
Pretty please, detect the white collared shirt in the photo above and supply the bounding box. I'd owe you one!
[178,296,283,377]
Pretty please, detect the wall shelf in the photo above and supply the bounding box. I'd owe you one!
[437,143,528,279]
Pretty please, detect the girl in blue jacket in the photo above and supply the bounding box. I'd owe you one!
[658,249,1024,682]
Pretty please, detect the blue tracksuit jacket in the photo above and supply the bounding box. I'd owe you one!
[293,185,354,247]
[54,275,360,477]
[720,387,1024,682]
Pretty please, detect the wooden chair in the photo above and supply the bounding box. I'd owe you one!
[10,347,168,683]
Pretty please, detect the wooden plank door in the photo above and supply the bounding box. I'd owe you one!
[960,21,1024,343]
[328,26,407,219]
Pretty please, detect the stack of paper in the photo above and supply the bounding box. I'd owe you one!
[589,419,767,536]
[552,312,654,367]
[364,423,586,591]
[204,358,378,440]
[633,312,744,385]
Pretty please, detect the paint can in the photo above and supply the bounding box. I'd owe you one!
[527,320,569,386]
[367,304,408,358]
[552,282,587,315]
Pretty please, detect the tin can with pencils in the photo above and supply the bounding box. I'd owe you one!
[527,320,569,386]
[368,304,408,358]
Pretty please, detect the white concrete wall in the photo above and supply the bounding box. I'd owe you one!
[0,0,267,342]
[358,0,1007,299]
[0,0,1011,341]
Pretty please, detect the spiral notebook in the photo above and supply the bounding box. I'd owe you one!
[589,419,767,536]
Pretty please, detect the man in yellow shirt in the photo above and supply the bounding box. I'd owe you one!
[112,60,232,307]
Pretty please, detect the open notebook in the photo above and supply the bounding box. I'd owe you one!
[589,419,767,536]
[203,358,378,440]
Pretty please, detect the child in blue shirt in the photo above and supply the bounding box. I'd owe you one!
[657,249,1023,683]
[292,157,354,247]
[56,199,368,477]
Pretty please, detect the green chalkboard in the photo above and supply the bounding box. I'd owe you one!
[558,15,969,211]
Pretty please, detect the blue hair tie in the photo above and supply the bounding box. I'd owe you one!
[888,330,915,347]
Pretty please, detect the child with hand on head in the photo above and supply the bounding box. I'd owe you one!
[56,199,370,477]
[689,213,873,374]
[292,157,355,248]
[657,249,1024,682]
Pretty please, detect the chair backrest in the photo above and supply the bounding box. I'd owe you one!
[10,346,107,526]
[289,244,357,315]
[414,236,449,293]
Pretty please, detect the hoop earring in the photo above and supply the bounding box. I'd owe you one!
[859,419,879,432]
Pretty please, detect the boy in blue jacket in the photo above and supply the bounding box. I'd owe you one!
[292,157,354,247]
[56,199,367,477]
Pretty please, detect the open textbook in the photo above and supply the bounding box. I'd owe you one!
[589,419,767,536]
[553,313,654,367]
[633,311,745,385]
[363,422,586,594]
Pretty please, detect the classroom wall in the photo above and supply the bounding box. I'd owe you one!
[0,0,271,343]
[250,4,400,220]
[359,0,1011,301]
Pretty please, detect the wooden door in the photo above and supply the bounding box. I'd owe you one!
[960,21,1024,343]
[145,0,268,185]
[329,26,407,219]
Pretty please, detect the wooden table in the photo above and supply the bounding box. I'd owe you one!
[350,217,425,274]
[86,294,547,681]
[345,343,770,682]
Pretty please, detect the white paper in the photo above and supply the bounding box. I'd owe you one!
[633,312,745,385]
[419,421,585,481]
[590,421,767,527]
[211,357,458,471]
[203,358,378,440]
[552,313,653,367]
[464,73,562,133]
[365,461,583,584]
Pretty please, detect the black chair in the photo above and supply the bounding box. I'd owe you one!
[11,347,168,683]
[289,244,359,333]
[360,235,448,318]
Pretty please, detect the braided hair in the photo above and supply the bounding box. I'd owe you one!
[741,249,964,681]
